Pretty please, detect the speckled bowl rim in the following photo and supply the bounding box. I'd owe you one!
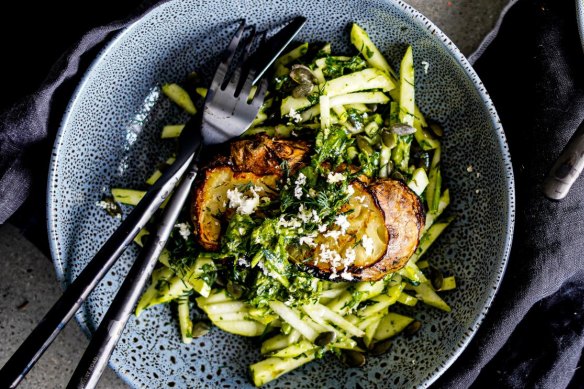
[47,1,515,387]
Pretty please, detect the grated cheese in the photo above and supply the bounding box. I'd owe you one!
[288,108,302,123]
[226,186,261,215]
[294,173,307,199]
[346,185,355,196]
[362,234,374,256]
[334,214,350,234]
[327,172,345,184]
[299,235,317,247]
[174,223,191,241]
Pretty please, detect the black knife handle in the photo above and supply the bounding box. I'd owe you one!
[543,118,584,200]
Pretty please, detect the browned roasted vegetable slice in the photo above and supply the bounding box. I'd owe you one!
[193,167,278,250]
[293,179,424,281]
[356,179,425,280]
[192,135,311,251]
[230,135,310,176]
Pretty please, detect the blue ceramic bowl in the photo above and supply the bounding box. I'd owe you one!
[48,0,515,387]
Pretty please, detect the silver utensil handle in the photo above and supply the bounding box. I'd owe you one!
[543,118,584,200]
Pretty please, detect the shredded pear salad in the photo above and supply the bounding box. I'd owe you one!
[107,23,455,387]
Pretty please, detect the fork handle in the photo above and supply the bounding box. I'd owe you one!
[67,156,199,389]
[543,118,584,200]
[0,147,194,389]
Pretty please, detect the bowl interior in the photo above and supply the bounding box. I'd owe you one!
[48,0,514,387]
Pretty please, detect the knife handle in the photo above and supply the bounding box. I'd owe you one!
[543,118,584,200]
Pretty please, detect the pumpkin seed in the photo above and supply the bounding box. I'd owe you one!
[292,82,314,98]
[427,120,444,137]
[403,320,422,336]
[192,322,211,338]
[369,339,392,356]
[383,160,394,177]
[289,64,318,85]
[390,123,417,136]
[356,136,374,155]
[340,350,367,368]
[314,331,336,347]
[391,171,406,182]
[381,130,398,148]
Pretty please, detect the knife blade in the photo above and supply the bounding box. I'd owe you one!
[250,16,307,85]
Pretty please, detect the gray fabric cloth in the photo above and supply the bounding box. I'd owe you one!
[1,0,583,388]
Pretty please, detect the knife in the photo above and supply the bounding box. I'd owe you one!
[250,16,306,85]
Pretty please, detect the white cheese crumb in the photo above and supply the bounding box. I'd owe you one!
[318,244,343,269]
[318,223,328,233]
[288,108,302,123]
[311,210,321,223]
[362,234,374,256]
[294,173,307,199]
[327,172,346,184]
[174,223,191,241]
[334,214,350,234]
[297,204,313,223]
[278,215,302,229]
[237,257,250,267]
[355,195,367,204]
[299,235,317,247]
[226,186,260,215]
[467,165,474,173]
[421,61,430,74]
[343,248,356,266]
[324,230,342,240]
[340,271,354,281]
[96,200,117,212]
[346,185,355,196]
[256,260,269,275]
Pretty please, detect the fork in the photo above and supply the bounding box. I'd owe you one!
[0,16,306,389]
[65,21,268,388]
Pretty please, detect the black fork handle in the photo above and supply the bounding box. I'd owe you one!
[0,145,194,389]
[67,154,200,389]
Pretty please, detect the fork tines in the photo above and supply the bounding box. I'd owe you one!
[209,20,263,100]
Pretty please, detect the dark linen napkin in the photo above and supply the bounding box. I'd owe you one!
[0,0,159,231]
[436,0,584,387]
[1,0,583,388]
